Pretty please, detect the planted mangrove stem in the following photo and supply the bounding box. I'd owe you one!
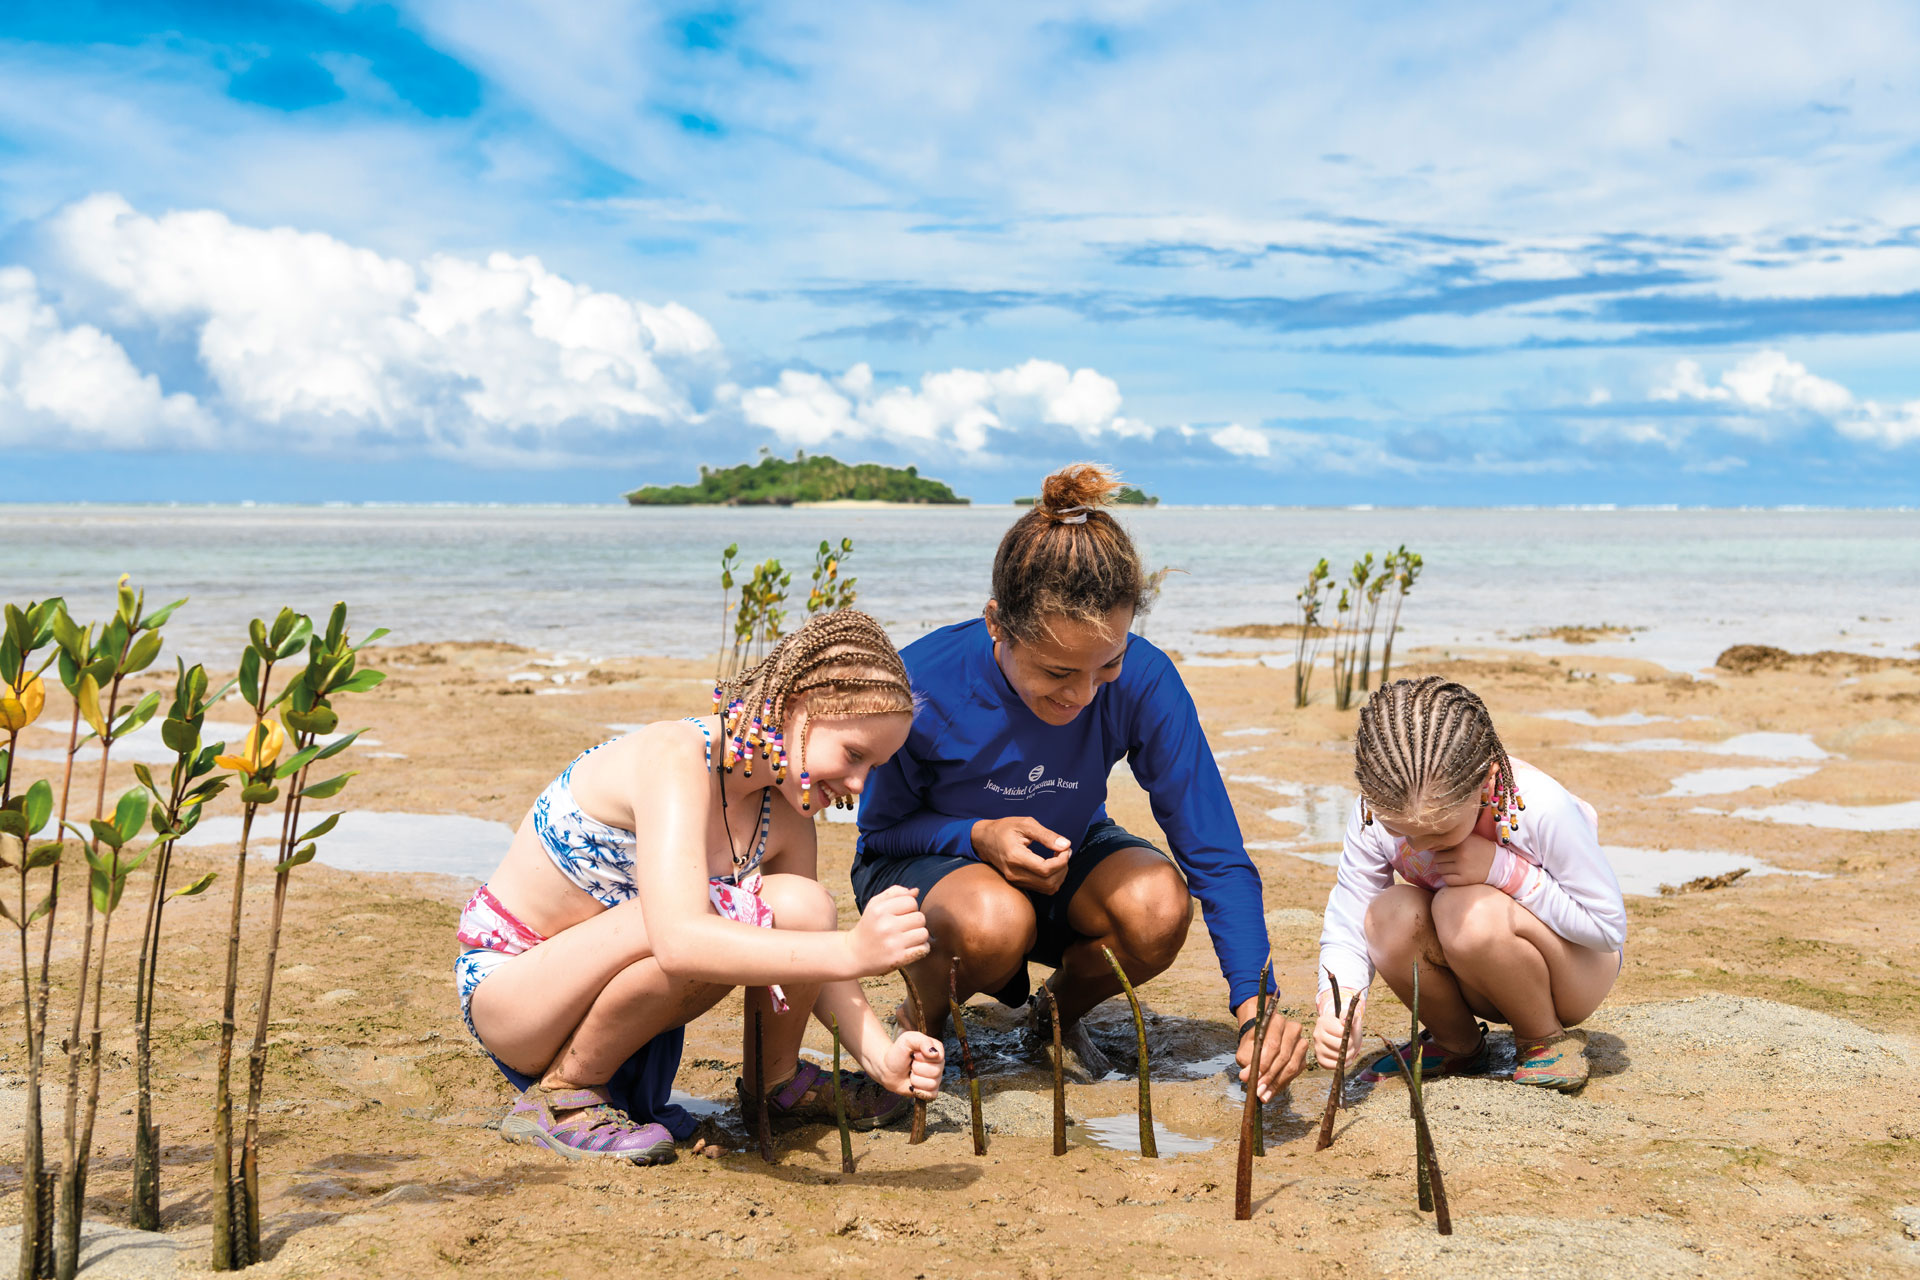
[1044,985,1066,1156]
[1411,964,1431,1213]
[753,1007,773,1163]
[1386,1037,1453,1235]
[1252,982,1268,1159]
[1315,971,1361,1152]
[949,970,985,1155]
[1235,959,1277,1221]
[830,1015,853,1174]
[900,968,928,1145]
[1100,945,1155,1158]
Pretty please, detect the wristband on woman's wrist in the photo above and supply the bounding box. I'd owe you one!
[1238,1017,1259,1039]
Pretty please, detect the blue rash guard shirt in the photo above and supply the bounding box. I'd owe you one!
[854,617,1270,1010]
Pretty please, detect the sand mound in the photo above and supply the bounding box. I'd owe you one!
[1715,644,1916,675]
[1602,994,1913,1088]
[1403,1076,1637,1153]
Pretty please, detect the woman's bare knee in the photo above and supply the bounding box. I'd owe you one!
[758,873,838,932]
[1431,884,1515,959]
[941,884,1038,981]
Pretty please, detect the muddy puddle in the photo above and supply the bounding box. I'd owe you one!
[1534,709,1675,726]
[1068,1114,1215,1156]
[1661,765,1817,797]
[173,810,515,880]
[1599,845,1825,896]
[1573,731,1828,760]
[1709,799,1920,831]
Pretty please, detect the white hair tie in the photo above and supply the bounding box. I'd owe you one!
[1052,506,1090,525]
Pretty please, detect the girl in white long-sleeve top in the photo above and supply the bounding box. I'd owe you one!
[1313,676,1626,1090]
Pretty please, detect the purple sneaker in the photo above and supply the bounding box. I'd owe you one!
[500,1086,677,1164]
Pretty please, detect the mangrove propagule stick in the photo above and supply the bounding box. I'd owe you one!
[753,1007,773,1164]
[1234,959,1277,1221]
[1316,970,1358,1151]
[949,970,986,1156]
[1411,963,1432,1213]
[899,968,928,1145]
[1386,1037,1453,1235]
[830,1014,853,1174]
[1252,981,1267,1159]
[1100,945,1156,1159]
[1043,984,1066,1156]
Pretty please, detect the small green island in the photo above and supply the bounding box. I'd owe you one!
[1014,485,1158,507]
[624,452,970,506]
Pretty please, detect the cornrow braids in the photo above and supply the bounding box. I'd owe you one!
[711,609,913,812]
[990,462,1149,645]
[1352,676,1526,844]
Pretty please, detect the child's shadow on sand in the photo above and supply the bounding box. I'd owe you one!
[1585,1030,1630,1080]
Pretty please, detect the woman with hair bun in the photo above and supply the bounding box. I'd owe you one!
[853,464,1308,1101]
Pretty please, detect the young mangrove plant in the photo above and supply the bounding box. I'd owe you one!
[949,971,985,1156]
[3,598,65,1280]
[1292,559,1333,709]
[753,1008,773,1163]
[1356,564,1388,694]
[806,538,857,617]
[830,1014,854,1174]
[130,658,230,1230]
[1314,970,1361,1152]
[1331,554,1374,711]
[716,543,740,682]
[56,579,174,1280]
[900,969,929,1145]
[1378,546,1423,685]
[1043,985,1066,1157]
[1234,959,1277,1221]
[210,606,309,1271]
[232,602,383,1261]
[1385,964,1452,1234]
[1100,945,1156,1158]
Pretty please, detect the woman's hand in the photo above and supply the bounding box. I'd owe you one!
[847,885,931,975]
[1431,833,1497,887]
[1313,989,1366,1071]
[1232,997,1310,1103]
[971,816,1073,893]
[878,1030,946,1098]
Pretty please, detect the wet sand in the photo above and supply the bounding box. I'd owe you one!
[2,640,1918,1278]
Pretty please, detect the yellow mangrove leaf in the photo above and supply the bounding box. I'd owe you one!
[76,674,106,739]
[214,718,286,774]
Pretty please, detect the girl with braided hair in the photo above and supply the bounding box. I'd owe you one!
[454,609,943,1162]
[855,463,1309,1105]
[1315,676,1626,1091]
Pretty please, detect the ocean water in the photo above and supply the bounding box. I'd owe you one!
[2,505,1916,672]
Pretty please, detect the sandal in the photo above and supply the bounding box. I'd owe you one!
[499,1085,678,1164]
[1512,1029,1589,1091]
[736,1059,913,1131]
[1362,1025,1490,1081]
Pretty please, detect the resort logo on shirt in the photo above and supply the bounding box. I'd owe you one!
[984,763,1079,800]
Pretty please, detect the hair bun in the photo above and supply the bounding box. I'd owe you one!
[1039,462,1123,521]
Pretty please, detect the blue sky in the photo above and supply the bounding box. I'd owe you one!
[4,1,1919,504]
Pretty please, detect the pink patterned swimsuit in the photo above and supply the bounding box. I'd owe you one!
[454,720,787,1046]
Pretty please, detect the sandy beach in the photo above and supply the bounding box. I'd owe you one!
[2,638,1917,1278]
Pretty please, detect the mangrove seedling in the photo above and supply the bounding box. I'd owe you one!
[949,970,986,1155]
[1315,970,1361,1152]
[754,1008,773,1163]
[1356,563,1388,693]
[1044,985,1067,1156]
[1251,980,1268,1159]
[1411,963,1430,1212]
[716,543,740,682]
[1331,554,1374,711]
[900,968,929,1144]
[130,658,229,1230]
[56,579,173,1280]
[233,603,383,1259]
[1386,1033,1453,1235]
[1234,959,1277,1221]
[1377,546,1423,685]
[1292,559,1333,709]
[211,606,310,1271]
[806,538,857,617]
[2,596,66,1280]
[831,1014,854,1174]
[1101,945,1156,1158]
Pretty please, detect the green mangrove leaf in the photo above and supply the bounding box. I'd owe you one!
[27,890,55,922]
[26,841,63,871]
[123,629,164,675]
[143,597,186,632]
[24,778,52,834]
[240,782,281,805]
[314,728,362,760]
[170,871,217,900]
[160,716,200,755]
[238,646,261,707]
[335,669,385,694]
[297,812,341,843]
[297,771,356,800]
[113,788,150,844]
[275,842,317,873]
[274,743,324,780]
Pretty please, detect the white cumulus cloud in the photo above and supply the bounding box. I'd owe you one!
[0,266,207,446]
[739,359,1150,453]
[1651,348,1919,446]
[1209,423,1271,457]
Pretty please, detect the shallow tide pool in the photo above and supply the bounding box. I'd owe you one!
[172,811,516,881]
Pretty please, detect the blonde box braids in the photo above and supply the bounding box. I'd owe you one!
[1353,675,1525,844]
[712,609,913,811]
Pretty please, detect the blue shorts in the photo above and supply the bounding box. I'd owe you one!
[849,818,1169,1008]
